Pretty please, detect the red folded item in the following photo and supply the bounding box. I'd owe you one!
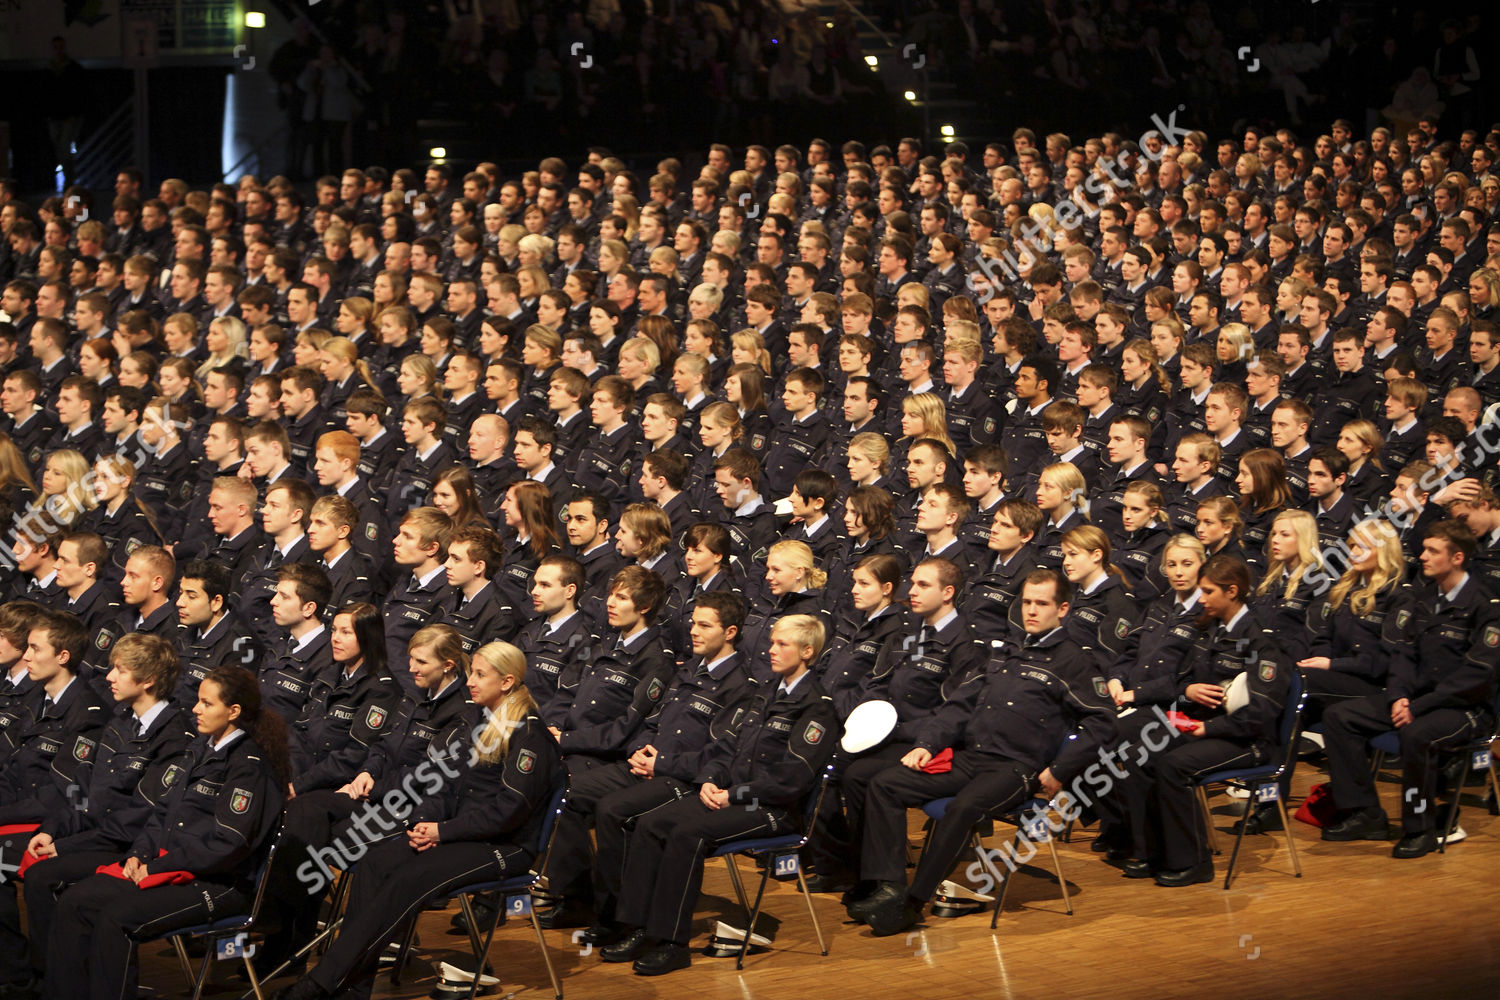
[95,850,196,890]
[17,851,44,879]
[1294,782,1338,828]
[922,748,954,773]
[0,823,40,837]
[1164,711,1201,733]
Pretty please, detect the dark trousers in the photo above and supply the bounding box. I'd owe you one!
[591,776,690,918]
[1140,738,1263,870]
[309,837,530,997]
[544,757,634,900]
[0,830,36,984]
[1324,692,1489,834]
[806,745,908,877]
[615,795,793,946]
[1093,708,1182,859]
[263,788,374,954]
[13,851,117,980]
[1303,670,1385,730]
[860,750,1034,902]
[45,874,248,1000]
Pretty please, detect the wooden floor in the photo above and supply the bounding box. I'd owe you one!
[156,763,1500,1000]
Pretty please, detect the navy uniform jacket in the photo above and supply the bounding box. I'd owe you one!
[80,500,163,586]
[283,404,330,478]
[211,526,269,602]
[571,422,640,511]
[0,680,108,806]
[515,611,594,729]
[1305,583,1415,685]
[0,671,37,764]
[1000,400,1052,479]
[17,702,197,853]
[557,628,673,759]
[574,543,626,634]
[1109,523,1170,604]
[382,569,455,695]
[334,477,392,593]
[384,439,459,512]
[1176,611,1289,747]
[322,548,379,615]
[1250,572,1320,664]
[1388,576,1500,716]
[494,539,543,638]
[1165,478,1230,533]
[858,610,988,742]
[961,545,1042,644]
[1308,369,1381,448]
[628,651,758,783]
[824,535,906,632]
[177,611,261,705]
[134,439,194,538]
[413,713,561,856]
[1110,595,1203,706]
[440,581,516,653]
[59,582,122,637]
[819,606,906,719]
[359,678,469,795]
[943,382,1003,454]
[696,674,840,810]
[1065,574,1139,671]
[913,629,1117,784]
[240,535,316,646]
[289,665,401,794]
[129,732,284,889]
[258,627,334,723]
[763,410,832,498]
[80,603,178,698]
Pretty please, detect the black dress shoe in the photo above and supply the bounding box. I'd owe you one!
[600,928,649,964]
[1321,807,1389,842]
[865,894,923,937]
[1120,860,1155,879]
[1153,861,1215,887]
[840,880,879,907]
[577,922,625,947]
[633,942,692,976]
[271,979,329,1000]
[1233,803,1284,835]
[801,873,857,894]
[1391,831,1438,859]
[535,899,593,930]
[846,881,904,921]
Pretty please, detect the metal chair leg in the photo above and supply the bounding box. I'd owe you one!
[458,895,485,968]
[1197,787,1220,855]
[1275,798,1302,877]
[1044,835,1072,915]
[1439,758,1472,854]
[241,954,264,1000]
[1221,785,1253,890]
[189,948,213,1000]
[390,917,418,984]
[1487,758,1500,815]
[795,863,828,956]
[1369,749,1386,778]
[529,907,563,1000]
[171,936,194,986]
[736,863,773,971]
[465,894,506,1000]
[723,854,750,914]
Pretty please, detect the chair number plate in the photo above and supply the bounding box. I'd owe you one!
[508,894,533,916]
[773,854,800,876]
[216,933,255,959]
[1255,785,1280,803]
[1474,749,1492,770]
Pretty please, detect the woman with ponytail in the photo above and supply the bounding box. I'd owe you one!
[1058,525,1139,663]
[45,666,288,1000]
[317,336,380,426]
[276,642,561,1000]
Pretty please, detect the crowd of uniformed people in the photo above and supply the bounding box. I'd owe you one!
[0,115,1497,997]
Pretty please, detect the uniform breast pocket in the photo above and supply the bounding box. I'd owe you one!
[586,670,639,716]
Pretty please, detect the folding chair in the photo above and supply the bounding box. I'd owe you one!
[136,825,286,1000]
[918,794,1073,928]
[706,764,835,970]
[1194,668,1307,889]
[391,774,569,1000]
[1368,688,1500,852]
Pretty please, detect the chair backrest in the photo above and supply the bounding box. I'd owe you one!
[527,773,571,877]
[1271,667,1308,777]
[234,817,288,931]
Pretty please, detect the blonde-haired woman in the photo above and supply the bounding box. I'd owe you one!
[730,330,771,375]
[274,638,560,1000]
[318,336,380,423]
[1252,509,1323,662]
[1034,461,1089,569]
[847,431,892,490]
[892,391,955,490]
[32,448,96,533]
[196,315,248,380]
[761,539,828,616]
[1094,533,1207,861]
